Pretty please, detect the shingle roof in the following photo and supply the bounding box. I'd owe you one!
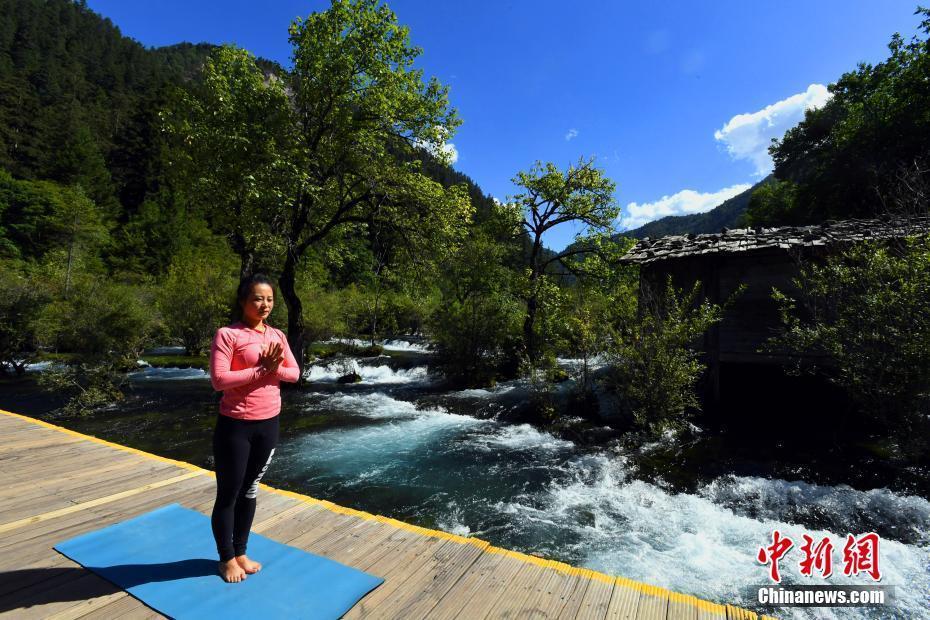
[620,216,930,264]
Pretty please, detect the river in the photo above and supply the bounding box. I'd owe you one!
[3,338,928,619]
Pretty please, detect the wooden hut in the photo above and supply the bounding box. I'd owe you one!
[619,216,930,419]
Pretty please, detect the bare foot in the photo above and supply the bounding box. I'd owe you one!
[235,554,262,573]
[219,558,247,582]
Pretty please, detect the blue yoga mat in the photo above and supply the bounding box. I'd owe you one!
[53,502,384,619]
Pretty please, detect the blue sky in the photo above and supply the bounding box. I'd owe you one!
[86,0,923,250]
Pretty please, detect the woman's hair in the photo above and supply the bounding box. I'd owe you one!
[232,272,276,323]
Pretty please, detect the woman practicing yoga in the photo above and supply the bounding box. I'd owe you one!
[209,273,300,583]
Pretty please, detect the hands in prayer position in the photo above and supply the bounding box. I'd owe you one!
[258,342,285,373]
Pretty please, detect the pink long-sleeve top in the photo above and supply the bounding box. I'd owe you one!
[209,320,300,420]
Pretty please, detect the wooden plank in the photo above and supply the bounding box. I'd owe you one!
[250,501,331,542]
[48,489,300,620]
[575,571,617,620]
[3,444,126,480]
[0,477,217,582]
[245,491,305,526]
[1,440,117,466]
[512,562,579,619]
[0,475,216,568]
[426,547,512,620]
[308,516,395,559]
[366,538,487,619]
[44,462,186,504]
[0,413,205,477]
[3,456,151,498]
[0,455,143,502]
[0,460,183,519]
[262,504,334,544]
[0,412,764,620]
[41,585,128,620]
[695,599,728,620]
[334,522,424,574]
[70,594,163,620]
[0,571,123,620]
[668,592,700,620]
[0,434,84,454]
[0,478,206,554]
[725,605,759,620]
[635,585,670,620]
[605,578,643,620]
[449,553,531,619]
[248,498,309,534]
[1,448,127,484]
[0,481,217,616]
[73,501,398,620]
[340,535,456,618]
[475,560,554,618]
[0,471,203,534]
[557,569,592,619]
[51,494,238,620]
[284,512,379,557]
[0,564,90,611]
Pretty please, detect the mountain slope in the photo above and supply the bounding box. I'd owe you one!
[623,175,773,239]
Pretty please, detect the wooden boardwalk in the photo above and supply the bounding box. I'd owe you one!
[0,408,777,619]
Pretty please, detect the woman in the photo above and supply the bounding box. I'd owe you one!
[208,273,300,583]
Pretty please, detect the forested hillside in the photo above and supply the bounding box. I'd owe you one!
[0,0,502,275]
[622,177,771,239]
[741,11,930,226]
[0,0,583,415]
[2,0,928,467]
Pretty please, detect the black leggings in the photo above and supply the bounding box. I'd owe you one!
[211,413,279,562]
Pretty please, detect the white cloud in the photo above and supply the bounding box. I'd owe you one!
[714,84,832,176]
[414,137,458,164]
[440,141,459,164]
[619,183,752,230]
[565,128,579,141]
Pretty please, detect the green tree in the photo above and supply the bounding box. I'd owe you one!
[31,272,162,416]
[771,236,930,456]
[557,234,636,413]
[45,184,110,295]
[742,178,800,227]
[156,240,238,356]
[603,277,728,438]
[39,103,119,219]
[0,171,109,271]
[505,157,619,364]
[754,6,930,224]
[0,258,48,375]
[172,1,473,377]
[160,44,292,280]
[428,225,524,388]
[274,0,471,373]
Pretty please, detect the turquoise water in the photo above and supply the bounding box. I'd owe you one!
[4,341,928,619]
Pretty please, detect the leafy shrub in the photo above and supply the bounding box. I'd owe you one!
[772,235,930,455]
[602,277,728,437]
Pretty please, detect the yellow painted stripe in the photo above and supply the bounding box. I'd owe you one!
[0,408,775,618]
[0,470,203,533]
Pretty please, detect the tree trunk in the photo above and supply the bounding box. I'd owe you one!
[238,253,255,281]
[279,250,306,388]
[229,228,256,282]
[65,236,74,297]
[523,283,538,363]
[522,234,543,364]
